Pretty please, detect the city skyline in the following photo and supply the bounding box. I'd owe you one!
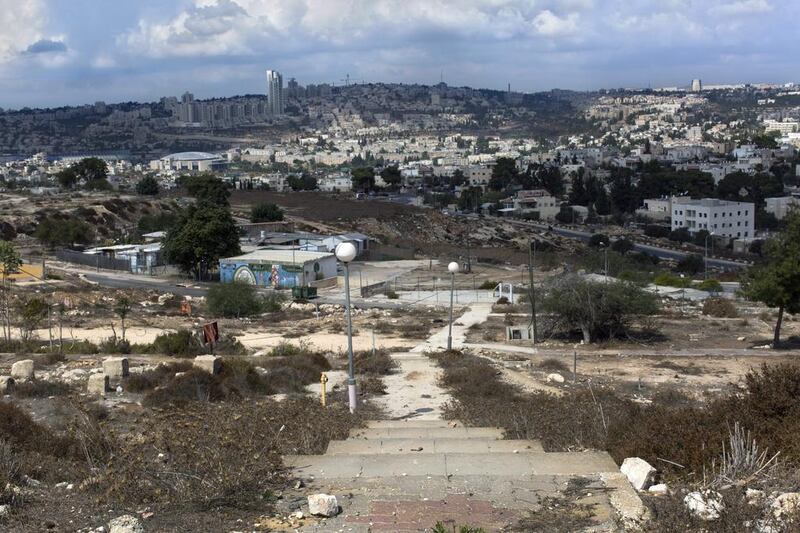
[1,0,799,109]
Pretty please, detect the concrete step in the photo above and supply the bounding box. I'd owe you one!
[285,451,619,479]
[326,438,544,455]
[365,419,462,429]
[350,427,504,440]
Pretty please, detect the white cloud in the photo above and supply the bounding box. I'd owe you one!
[120,0,589,58]
[717,0,772,15]
[0,0,47,63]
[532,9,579,36]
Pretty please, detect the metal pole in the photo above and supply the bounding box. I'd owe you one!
[704,235,709,280]
[573,349,577,384]
[447,272,455,351]
[344,262,357,412]
[528,240,537,344]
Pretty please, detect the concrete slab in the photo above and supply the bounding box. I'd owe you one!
[350,427,504,440]
[326,438,544,455]
[366,420,461,429]
[286,452,618,479]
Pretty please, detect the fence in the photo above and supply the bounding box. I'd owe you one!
[56,249,131,272]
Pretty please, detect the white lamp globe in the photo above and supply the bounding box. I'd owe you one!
[335,242,357,263]
[448,261,460,274]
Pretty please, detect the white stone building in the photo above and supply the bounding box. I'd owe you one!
[671,198,755,239]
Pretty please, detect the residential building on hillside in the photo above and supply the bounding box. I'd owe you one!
[671,197,754,238]
[765,196,800,220]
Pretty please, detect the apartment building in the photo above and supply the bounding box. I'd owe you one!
[671,197,755,238]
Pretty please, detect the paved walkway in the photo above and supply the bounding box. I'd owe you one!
[412,302,493,353]
[286,304,646,532]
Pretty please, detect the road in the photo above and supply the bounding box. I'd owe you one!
[80,271,413,310]
[505,220,749,271]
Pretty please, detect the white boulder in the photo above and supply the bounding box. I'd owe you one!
[103,357,129,379]
[771,492,800,520]
[193,355,222,375]
[620,457,656,490]
[108,514,144,533]
[308,493,339,517]
[684,490,724,520]
[11,360,34,381]
[648,483,669,495]
[546,373,565,383]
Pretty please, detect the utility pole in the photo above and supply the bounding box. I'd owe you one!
[528,239,538,344]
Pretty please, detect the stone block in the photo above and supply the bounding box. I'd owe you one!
[0,376,14,394]
[103,357,130,379]
[10,360,34,381]
[193,355,222,375]
[108,514,144,533]
[620,457,656,490]
[87,374,109,396]
[684,490,724,520]
[308,493,339,517]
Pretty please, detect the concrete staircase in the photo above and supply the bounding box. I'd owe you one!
[286,419,645,532]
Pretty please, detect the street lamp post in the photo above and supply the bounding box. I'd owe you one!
[447,261,459,351]
[335,242,358,413]
[704,232,715,280]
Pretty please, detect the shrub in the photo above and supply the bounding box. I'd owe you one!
[702,298,739,318]
[354,350,397,376]
[150,329,199,357]
[610,238,634,255]
[250,202,284,223]
[135,176,160,196]
[669,227,691,243]
[588,233,610,247]
[385,290,399,299]
[653,272,691,288]
[207,282,269,318]
[644,224,671,239]
[13,380,73,398]
[478,280,498,290]
[538,358,570,373]
[496,296,509,305]
[675,254,704,275]
[102,398,363,509]
[124,362,193,393]
[695,279,723,293]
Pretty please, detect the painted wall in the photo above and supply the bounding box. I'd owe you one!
[219,256,337,288]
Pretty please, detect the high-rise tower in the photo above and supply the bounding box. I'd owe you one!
[266,70,285,116]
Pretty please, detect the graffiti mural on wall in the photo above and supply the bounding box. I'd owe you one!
[222,261,303,288]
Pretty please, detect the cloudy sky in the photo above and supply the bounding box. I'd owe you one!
[1,0,798,109]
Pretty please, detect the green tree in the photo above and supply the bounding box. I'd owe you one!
[178,174,231,206]
[675,254,704,275]
[114,296,131,341]
[0,240,22,342]
[34,216,95,248]
[15,296,48,341]
[379,165,402,188]
[741,209,800,346]
[588,233,610,247]
[611,238,634,255]
[162,203,241,280]
[56,168,78,189]
[351,167,375,191]
[136,176,160,196]
[542,275,659,343]
[250,202,284,223]
[488,157,519,191]
[287,174,317,191]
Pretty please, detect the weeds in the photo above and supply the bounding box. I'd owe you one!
[353,349,397,376]
[702,298,739,318]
